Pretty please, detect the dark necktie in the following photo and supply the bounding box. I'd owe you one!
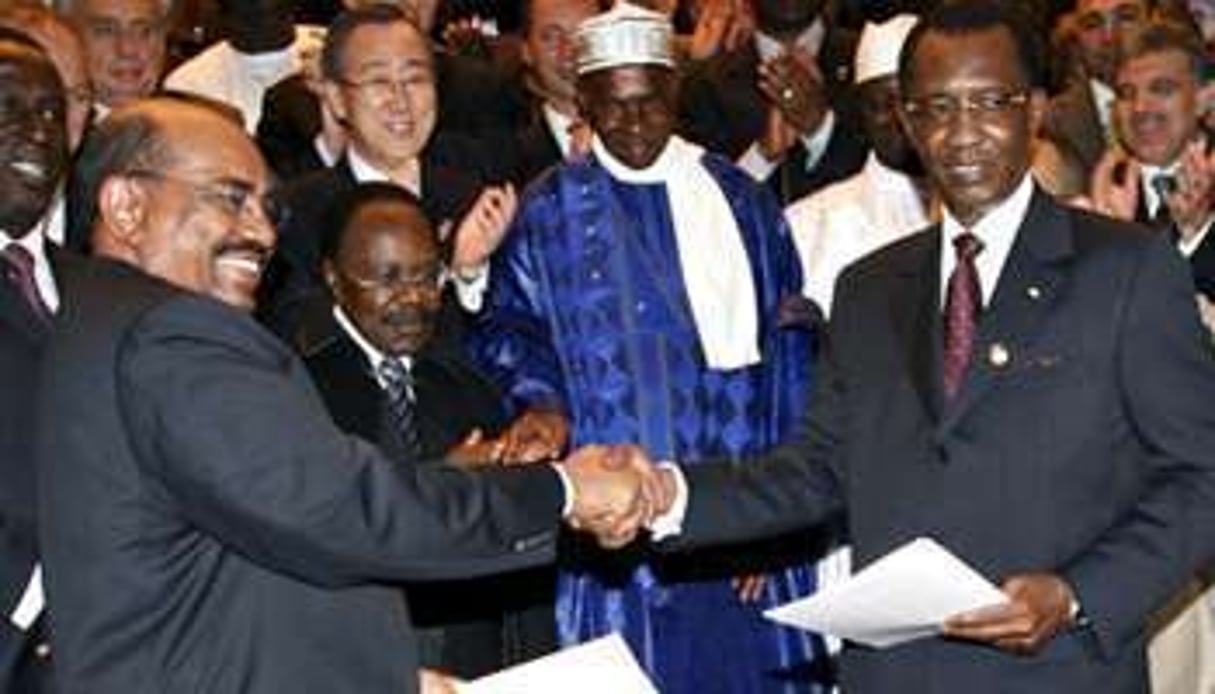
[378,357,422,459]
[1149,174,1176,231]
[2,243,51,324]
[943,232,984,401]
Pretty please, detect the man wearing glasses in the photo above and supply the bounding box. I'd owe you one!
[37,95,656,693]
[629,3,1215,691]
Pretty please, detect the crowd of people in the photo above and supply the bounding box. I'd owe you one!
[0,0,1213,692]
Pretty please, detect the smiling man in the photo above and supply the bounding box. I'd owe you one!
[0,28,68,694]
[35,96,655,693]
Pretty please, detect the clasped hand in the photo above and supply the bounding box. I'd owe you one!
[559,444,675,549]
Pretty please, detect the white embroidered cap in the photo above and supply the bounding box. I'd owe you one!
[854,13,919,84]
[574,2,675,76]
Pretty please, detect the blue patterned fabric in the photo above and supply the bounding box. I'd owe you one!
[475,151,832,693]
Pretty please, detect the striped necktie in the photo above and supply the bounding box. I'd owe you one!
[378,357,422,459]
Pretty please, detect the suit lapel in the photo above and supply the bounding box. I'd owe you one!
[939,189,1074,434]
[887,229,943,422]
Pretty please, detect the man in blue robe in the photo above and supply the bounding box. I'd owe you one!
[475,4,833,692]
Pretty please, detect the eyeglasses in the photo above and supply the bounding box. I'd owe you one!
[126,170,289,227]
[338,265,448,299]
[336,72,433,102]
[902,89,1030,126]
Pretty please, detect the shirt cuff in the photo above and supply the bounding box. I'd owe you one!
[647,461,689,541]
[798,109,836,174]
[552,463,575,518]
[451,262,489,313]
[738,143,780,182]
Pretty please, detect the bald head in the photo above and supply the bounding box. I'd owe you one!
[75,98,275,309]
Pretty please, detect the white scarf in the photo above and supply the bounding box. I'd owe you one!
[593,135,760,370]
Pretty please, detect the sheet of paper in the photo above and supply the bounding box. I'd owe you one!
[457,633,658,694]
[764,537,1008,648]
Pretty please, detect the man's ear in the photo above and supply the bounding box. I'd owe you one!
[322,259,341,299]
[1028,88,1048,136]
[320,79,349,127]
[97,175,149,244]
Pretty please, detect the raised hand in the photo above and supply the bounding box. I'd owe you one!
[451,184,518,274]
[758,50,828,136]
[1089,149,1140,221]
[942,572,1076,655]
[1165,139,1215,240]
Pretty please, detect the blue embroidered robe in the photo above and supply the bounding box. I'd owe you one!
[476,151,831,693]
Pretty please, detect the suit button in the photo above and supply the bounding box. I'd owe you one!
[34,642,50,659]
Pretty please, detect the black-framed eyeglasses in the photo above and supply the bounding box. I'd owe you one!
[126,170,289,227]
[902,89,1030,126]
[337,265,448,298]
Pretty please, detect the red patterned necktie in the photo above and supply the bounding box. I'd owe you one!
[2,243,51,324]
[943,232,983,401]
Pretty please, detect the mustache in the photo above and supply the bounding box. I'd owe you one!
[381,305,435,328]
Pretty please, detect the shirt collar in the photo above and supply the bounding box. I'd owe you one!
[347,147,393,184]
[940,174,1035,306]
[347,147,421,196]
[755,19,824,62]
[333,305,412,383]
[1179,219,1212,257]
[1,217,59,311]
[542,101,578,157]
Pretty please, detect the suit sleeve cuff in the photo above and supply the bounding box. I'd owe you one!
[647,461,688,541]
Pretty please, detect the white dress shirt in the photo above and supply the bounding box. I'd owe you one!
[786,153,929,315]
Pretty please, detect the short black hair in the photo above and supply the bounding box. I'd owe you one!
[321,5,422,81]
[319,182,434,263]
[898,1,1045,94]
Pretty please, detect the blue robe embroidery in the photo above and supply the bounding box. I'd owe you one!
[475,151,833,693]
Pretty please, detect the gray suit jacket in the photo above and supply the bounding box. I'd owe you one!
[677,190,1215,693]
[36,255,563,694]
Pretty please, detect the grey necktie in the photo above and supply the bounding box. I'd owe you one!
[377,357,422,459]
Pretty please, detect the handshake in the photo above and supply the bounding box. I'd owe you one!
[558,444,678,548]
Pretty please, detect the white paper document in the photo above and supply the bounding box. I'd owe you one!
[457,633,658,694]
[764,537,1008,648]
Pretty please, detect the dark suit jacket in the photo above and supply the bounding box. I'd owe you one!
[295,306,556,676]
[678,35,866,204]
[0,243,57,694]
[676,190,1215,693]
[1188,225,1214,300]
[1042,74,1107,180]
[258,156,481,335]
[36,255,563,693]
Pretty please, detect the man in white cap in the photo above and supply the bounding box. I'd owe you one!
[785,14,929,318]
[476,3,834,692]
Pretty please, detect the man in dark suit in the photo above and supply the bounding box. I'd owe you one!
[1087,19,1215,302]
[36,96,652,694]
[679,0,866,204]
[617,3,1215,692]
[0,30,70,694]
[260,6,515,338]
[295,182,561,678]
